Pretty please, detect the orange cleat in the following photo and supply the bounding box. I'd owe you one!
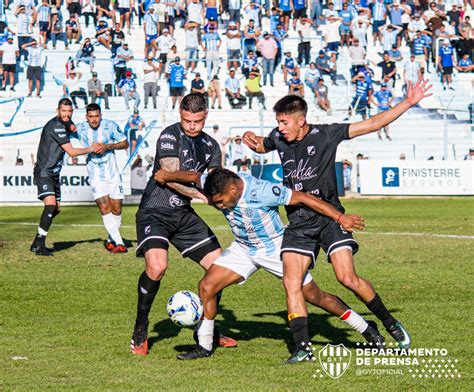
[104,241,116,252]
[112,244,128,254]
[131,337,149,356]
[218,334,238,348]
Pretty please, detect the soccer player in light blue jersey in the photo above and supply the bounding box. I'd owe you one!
[154,168,385,361]
[74,103,129,253]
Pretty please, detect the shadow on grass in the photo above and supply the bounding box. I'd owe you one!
[52,237,134,252]
[150,305,376,354]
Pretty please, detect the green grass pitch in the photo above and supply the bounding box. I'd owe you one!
[1,198,473,391]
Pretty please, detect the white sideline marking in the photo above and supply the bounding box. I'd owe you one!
[0,222,473,239]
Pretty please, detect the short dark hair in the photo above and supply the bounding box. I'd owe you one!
[58,98,73,108]
[273,95,308,116]
[86,103,101,113]
[180,93,208,113]
[204,168,240,197]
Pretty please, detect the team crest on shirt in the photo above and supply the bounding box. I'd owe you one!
[294,183,303,191]
[279,151,285,158]
[205,154,211,162]
[43,185,48,190]
[183,149,188,157]
[169,195,183,207]
[307,146,316,156]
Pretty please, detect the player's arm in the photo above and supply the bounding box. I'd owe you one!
[154,169,202,187]
[242,131,268,154]
[348,77,432,139]
[159,157,208,202]
[289,191,365,232]
[95,139,129,154]
[61,142,99,157]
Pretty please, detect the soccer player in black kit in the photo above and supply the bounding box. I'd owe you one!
[243,79,432,363]
[31,98,99,256]
[130,93,236,356]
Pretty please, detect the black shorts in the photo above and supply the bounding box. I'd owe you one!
[281,215,358,266]
[293,9,307,19]
[282,10,291,17]
[170,87,184,97]
[442,66,453,75]
[39,21,50,32]
[27,66,42,81]
[135,207,221,262]
[118,7,130,16]
[68,3,82,16]
[3,63,16,73]
[351,98,368,114]
[34,174,61,201]
[129,128,138,141]
[159,53,167,64]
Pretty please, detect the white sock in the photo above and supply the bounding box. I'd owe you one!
[109,213,122,242]
[102,213,124,246]
[340,309,369,334]
[197,318,214,351]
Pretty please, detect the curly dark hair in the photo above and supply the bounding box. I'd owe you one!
[203,168,240,197]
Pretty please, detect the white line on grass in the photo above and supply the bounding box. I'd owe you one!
[0,222,473,239]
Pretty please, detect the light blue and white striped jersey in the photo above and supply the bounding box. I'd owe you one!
[144,12,158,35]
[205,173,293,256]
[37,5,51,23]
[75,119,127,181]
[202,32,221,52]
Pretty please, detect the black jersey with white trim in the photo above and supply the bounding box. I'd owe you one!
[140,122,222,210]
[34,117,72,176]
[263,123,350,220]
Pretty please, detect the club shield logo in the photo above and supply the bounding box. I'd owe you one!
[319,343,351,379]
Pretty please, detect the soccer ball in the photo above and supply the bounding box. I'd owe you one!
[167,290,203,327]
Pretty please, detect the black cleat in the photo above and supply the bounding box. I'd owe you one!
[35,246,54,256]
[193,328,238,348]
[30,243,54,253]
[284,342,315,365]
[131,323,149,356]
[386,320,411,349]
[177,345,213,360]
[362,320,385,350]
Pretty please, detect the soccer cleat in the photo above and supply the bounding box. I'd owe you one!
[285,347,314,365]
[362,320,385,349]
[194,329,238,348]
[35,246,54,257]
[176,345,213,360]
[131,324,148,356]
[104,241,116,252]
[112,244,128,254]
[30,243,54,253]
[386,320,411,349]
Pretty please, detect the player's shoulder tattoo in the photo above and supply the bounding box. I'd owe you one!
[160,156,180,172]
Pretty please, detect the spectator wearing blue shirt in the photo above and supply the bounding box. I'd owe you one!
[127,109,146,154]
[388,2,404,46]
[421,31,432,73]
[65,14,82,45]
[348,72,370,120]
[96,18,111,50]
[76,38,95,72]
[370,83,394,140]
[241,50,259,79]
[456,54,473,73]
[117,71,141,110]
[371,0,387,45]
[437,39,456,90]
[114,41,134,84]
[339,2,353,47]
[278,0,291,31]
[287,76,304,97]
[281,51,299,83]
[269,7,281,32]
[167,56,186,109]
[272,23,288,68]
[388,44,402,62]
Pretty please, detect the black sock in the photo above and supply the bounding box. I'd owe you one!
[216,290,223,307]
[34,205,56,246]
[136,271,161,327]
[366,294,396,329]
[288,316,310,351]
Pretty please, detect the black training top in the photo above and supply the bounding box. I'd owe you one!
[34,116,72,177]
[263,123,350,221]
[140,122,221,210]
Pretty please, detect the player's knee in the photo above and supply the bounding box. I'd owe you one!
[336,273,360,291]
[146,264,167,281]
[198,278,216,300]
[282,275,303,294]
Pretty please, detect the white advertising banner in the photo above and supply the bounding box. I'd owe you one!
[359,160,473,195]
[1,166,94,203]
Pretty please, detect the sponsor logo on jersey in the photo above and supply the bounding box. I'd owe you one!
[169,195,184,207]
[310,128,320,134]
[283,159,318,181]
[54,128,65,133]
[43,184,48,190]
[160,133,177,141]
[205,154,211,162]
[272,186,281,196]
[307,146,315,156]
[160,142,174,150]
[183,149,188,157]
[202,139,213,147]
[382,167,399,187]
[145,225,151,235]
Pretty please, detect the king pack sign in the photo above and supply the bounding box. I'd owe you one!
[0,166,95,202]
[359,160,473,196]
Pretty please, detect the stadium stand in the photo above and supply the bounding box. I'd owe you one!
[0,1,472,185]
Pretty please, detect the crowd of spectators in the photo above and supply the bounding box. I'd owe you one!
[0,0,472,148]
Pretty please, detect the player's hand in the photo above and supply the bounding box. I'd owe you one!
[338,214,365,232]
[94,143,107,154]
[154,169,169,184]
[243,131,258,150]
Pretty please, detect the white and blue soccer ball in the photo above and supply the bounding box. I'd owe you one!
[167,290,203,327]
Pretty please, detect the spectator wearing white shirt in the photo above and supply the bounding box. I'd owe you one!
[224,69,246,109]
[144,7,159,58]
[403,54,421,97]
[63,69,88,108]
[22,39,46,97]
[153,0,168,35]
[0,36,19,91]
[297,18,313,66]
[117,0,132,34]
[184,22,200,72]
[143,55,160,109]
[186,0,203,26]
[226,21,242,71]
[321,16,342,53]
[156,28,175,77]
[230,135,251,171]
[15,5,33,61]
[211,124,231,166]
[348,38,366,76]
[381,24,402,52]
[351,18,370,48]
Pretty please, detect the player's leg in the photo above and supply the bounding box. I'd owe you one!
[330,248,411,348]
[95,195,125,250]
[302,280,385,347]
[109,196,126,253]
[281,251,314,363]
